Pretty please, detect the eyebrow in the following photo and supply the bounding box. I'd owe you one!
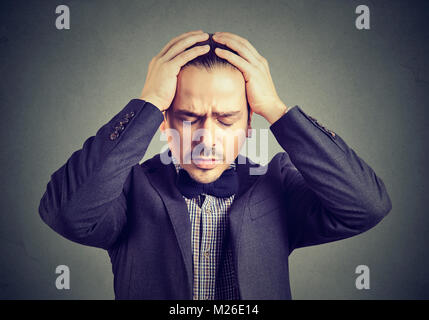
[174,109,242,117]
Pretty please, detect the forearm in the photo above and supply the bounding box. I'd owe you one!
[38,99,164,247]
[270,105,392,230]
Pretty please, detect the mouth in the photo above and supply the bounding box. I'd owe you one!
[192,157,223,169]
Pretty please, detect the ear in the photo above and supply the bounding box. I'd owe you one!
[246,109,253,138]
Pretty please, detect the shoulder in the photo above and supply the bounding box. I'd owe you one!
[253,152,295,175]
[140,153,160,169]
[239,151,295,182]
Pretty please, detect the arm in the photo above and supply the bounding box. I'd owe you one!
[39,30,212,250]
[269,105,392,252]
[208,31,392,251]
[38,99,164,249]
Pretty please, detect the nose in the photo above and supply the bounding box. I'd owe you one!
[198,118,218,156]
[201,118,214,144]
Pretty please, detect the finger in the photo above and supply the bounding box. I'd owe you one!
[213,34,259,65]
[172,45,210,68]
[162,32,209,61]
[214,32,262,61]
[158,30,204,58]
[214,48,252,81]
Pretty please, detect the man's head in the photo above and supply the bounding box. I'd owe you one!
[160,33,253,184]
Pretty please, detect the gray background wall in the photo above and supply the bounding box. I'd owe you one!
[0,0,428,299]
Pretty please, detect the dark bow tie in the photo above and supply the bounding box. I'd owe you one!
[176,167,238,198]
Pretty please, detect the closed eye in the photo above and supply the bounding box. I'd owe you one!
[217,114,239,127]
[218,119,233,126]
[177,112,237,126]
[179,117,199,124]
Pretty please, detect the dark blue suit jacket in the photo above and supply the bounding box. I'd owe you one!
[38,99,391,299]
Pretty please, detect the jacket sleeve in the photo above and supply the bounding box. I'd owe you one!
[269,105,392,252]
[38,99,164,250]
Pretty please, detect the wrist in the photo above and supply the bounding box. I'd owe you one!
[264,100,289,125]
[139,96,165,112]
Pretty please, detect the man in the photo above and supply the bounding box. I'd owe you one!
[38,30,392,299]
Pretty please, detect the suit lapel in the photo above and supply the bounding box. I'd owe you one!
[143,150,194,296]
[229,154,260,275]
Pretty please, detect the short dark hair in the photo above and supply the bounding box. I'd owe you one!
[183,33,240,72]
[168,33,251,121]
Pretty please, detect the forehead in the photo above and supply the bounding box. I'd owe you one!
[174,66,246,113]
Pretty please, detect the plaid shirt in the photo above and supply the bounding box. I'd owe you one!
[172,156,240,300]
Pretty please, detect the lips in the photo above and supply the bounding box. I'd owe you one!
[192,157,222,169]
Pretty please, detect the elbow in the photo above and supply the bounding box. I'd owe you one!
[380,191,393,217]
[38,192,56,228]
[362,189,392,230]
[52,205,120,250]
[374,185,393,219]
[38,196,89,245]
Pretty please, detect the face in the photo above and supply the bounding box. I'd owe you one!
[160,65,252,184]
